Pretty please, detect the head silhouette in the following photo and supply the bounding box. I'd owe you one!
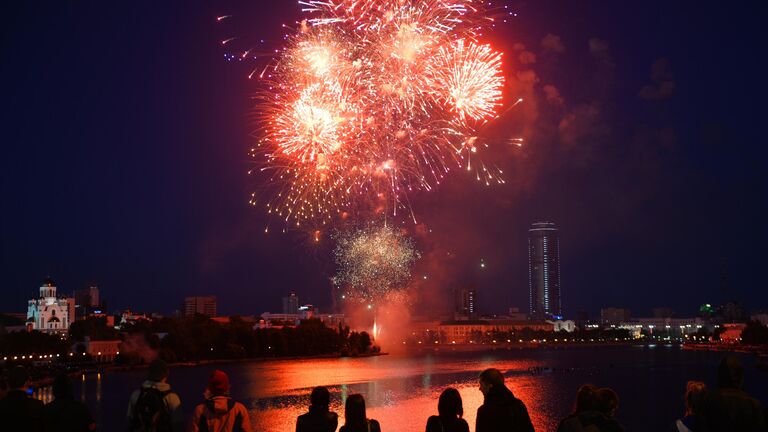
[311,386,331,409]
[147,359,169,382]
[596,387,619,417]
[717,356,744,389]
[684,381,707,416]
[479,368,504,396]
[7,366,29,390]
[574,384,598,414]
[52,373,74,400]
[344,394,368,429]
[438,387,464,418]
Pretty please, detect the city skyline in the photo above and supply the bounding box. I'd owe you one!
[1,1,766,317]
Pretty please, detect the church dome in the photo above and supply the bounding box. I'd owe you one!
[42,277,55,287]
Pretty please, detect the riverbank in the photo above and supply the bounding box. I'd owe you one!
[27,351,389,387]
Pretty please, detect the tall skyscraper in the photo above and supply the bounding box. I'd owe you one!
[528,222,562,319]
[455,286,478,319]
[282,292,299,315]
[184,296,217,317]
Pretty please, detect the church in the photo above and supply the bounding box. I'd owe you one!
[26,277,74,333]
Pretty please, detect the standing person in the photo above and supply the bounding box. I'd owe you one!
[187,369,252,432]
[339,394,381,432]
[44,373,96,432]
[296,386,338,432]
[425,388,470,432]
[557,385,623,432]
[594,388,623,431]
[673,381,707,432]
[704,356,766,431]
[475,368,534,432]
[127,359,184,432]
[557,384,598,432]
[0,365,46,432]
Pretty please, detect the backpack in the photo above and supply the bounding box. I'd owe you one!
[131,387,173,432]
[197,398,244,432]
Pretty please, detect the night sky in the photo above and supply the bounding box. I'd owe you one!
[1,1,766,318]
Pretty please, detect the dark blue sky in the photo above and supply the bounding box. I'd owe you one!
[1,1,766,318]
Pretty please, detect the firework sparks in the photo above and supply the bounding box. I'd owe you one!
[332,224,421,303]
[248,0,513,226]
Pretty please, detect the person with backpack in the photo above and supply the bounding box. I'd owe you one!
[127,359,184,432]
[187,369,252,432]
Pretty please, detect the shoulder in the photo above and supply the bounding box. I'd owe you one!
[458,418,470,432]
[163,391,181,408]
[234,401,249,414]
[190,402,207,417]
[369,419,382,431]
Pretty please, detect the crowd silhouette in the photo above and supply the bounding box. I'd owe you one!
[0,356,766,431]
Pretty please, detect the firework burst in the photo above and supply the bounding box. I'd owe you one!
[246,0,513,227]
[332,224,421,303]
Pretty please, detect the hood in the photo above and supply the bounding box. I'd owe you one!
[209,396,235,415]
[141,380,172,392]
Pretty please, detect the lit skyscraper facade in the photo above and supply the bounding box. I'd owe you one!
[528,222,562,319]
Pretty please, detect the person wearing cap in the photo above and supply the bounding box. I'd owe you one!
[127,358,184,432]
[0,365,46,432]
[187,369,252,432]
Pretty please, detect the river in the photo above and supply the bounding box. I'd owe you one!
[35,345,768,431]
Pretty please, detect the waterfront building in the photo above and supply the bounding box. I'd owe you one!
[528,222,562,319]
[117,310,151,328]
[455,286,478,319]
[615,317,709,339]
[26,278,74,334]
[601,307,631,325]
[719,323,746,343]
[751,314,768,327]
[184,296,217,317]
[282,292,299,315]
[259,311,345,328]
[82,337,121,362]
[549,319,577,332]
[652,307,674,318]
[439,319,554,344]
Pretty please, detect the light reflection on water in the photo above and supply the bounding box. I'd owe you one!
[60,347,768,432]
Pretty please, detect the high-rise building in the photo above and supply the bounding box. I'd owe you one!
[455,286,478,319]
[75,285,101,319]
[282,292,299,315]
[184,296,217,317]
[528,222,562,319]
[601,307,631,325]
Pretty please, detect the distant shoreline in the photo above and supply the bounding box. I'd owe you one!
[31,351,388,387]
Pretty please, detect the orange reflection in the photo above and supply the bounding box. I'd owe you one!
[248,355,552,432]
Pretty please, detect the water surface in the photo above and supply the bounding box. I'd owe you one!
[51,345,768,431]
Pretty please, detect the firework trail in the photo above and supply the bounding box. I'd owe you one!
[239,0,513,228]
[332,224,421,304]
